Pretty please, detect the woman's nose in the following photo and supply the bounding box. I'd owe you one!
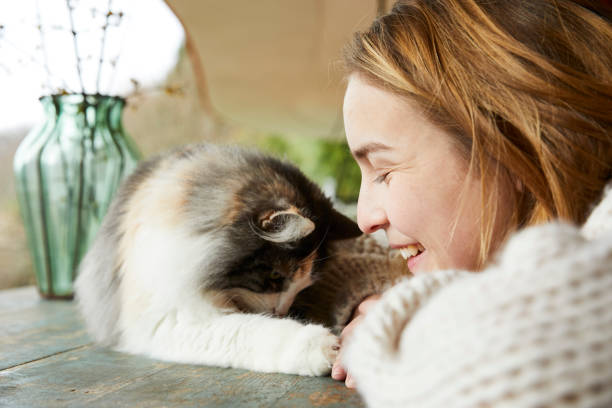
[357,187,387,234]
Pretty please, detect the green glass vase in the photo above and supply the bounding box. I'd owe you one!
[13,94,141,299]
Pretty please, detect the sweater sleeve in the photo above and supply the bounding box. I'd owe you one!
[582,184,612,240]
[344,222,612,408]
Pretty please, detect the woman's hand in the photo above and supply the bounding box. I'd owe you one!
[331,294,381,388]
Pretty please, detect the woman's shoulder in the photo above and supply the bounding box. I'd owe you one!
[485,180,612,287]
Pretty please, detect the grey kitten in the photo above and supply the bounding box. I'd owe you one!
[74,143,363,376]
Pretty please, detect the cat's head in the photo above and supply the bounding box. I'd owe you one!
[192,148,361,315]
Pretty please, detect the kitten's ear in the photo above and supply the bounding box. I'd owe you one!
[327,207,362,241]
[257,210,315,243]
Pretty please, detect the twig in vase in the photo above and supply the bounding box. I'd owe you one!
[105,12,125,95]
[0,33,71,92]
[96,0,113,95]
[35,0,53,93]
[65,0,85,94]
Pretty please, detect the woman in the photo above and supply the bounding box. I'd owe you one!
[333,0,612,406]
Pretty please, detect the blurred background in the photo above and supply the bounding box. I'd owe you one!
[0,0,388,289]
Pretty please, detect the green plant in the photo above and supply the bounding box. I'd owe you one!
[254,133,360,203]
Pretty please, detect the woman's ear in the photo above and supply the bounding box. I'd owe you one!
[326,207,362,241]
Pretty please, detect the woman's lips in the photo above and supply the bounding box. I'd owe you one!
[407,249,425,273]
[397,243,425,274]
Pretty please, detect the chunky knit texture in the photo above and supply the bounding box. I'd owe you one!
[344,185,612,408]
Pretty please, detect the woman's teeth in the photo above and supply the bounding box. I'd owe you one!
[399,244,424,260]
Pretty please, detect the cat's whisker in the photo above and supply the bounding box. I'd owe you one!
[314,225,331,253]
[296,225,332,269]
[309,254,338,264]
[247,218,262,239]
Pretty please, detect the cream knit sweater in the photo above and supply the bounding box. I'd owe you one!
[344,185,612,408]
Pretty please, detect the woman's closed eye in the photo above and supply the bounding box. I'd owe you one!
[373,171,391,184]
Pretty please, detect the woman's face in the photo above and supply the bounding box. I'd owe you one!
[343,74,488,274]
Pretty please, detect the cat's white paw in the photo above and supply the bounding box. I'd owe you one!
[289,325,339,376]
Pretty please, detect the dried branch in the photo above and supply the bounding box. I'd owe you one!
[96,0,113,94]
[1,35,71,92]
[35,0,53,92]
[105,13,126,94]
[65,0,85,94]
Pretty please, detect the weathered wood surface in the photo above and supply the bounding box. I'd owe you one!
[0,286,364,407]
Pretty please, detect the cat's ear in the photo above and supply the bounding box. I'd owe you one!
[257,209,315,243]
[327,207,362,241]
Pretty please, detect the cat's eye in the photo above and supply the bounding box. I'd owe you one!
[269,271,282,280]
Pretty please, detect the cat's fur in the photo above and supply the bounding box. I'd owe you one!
[74,143,363,376]
[291,234,408,334]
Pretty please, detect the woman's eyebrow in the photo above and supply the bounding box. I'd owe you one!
[352,142,392,160]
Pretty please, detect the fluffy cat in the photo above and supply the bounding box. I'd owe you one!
[74,143,364,376]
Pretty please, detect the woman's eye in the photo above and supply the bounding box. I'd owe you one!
[269,271,282,280]
[374,172,391,184]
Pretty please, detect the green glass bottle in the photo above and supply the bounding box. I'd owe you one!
[13,94,141,299]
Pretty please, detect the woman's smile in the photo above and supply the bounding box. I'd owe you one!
[395,243,426,274]
[344,74,493,273]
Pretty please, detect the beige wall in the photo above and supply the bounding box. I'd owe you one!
[166,0,380,139]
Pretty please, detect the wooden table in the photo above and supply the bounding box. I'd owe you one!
[0,286,364,407]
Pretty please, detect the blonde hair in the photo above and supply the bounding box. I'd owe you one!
[345,0,612,267]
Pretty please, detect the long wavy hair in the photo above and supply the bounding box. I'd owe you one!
[344,0,612,266]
